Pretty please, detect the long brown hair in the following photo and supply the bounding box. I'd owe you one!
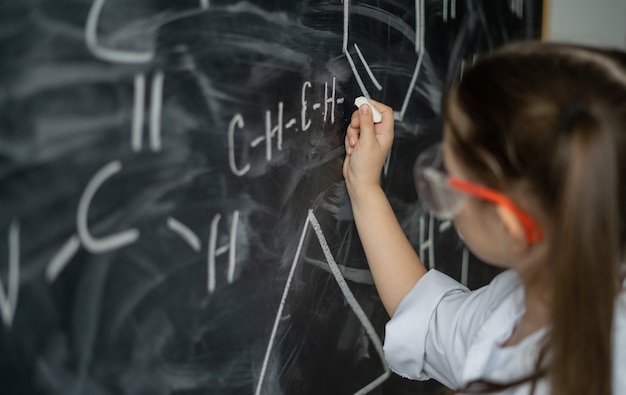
[444,42,626,394]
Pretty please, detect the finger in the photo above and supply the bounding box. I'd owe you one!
[364,99,391,115]
[364,100,394,148]
[357,104,376,145]
[350,110,360,128]
[347,133,358,154]
[346,123,360,147]
[344,134,353,155]
[365,99,393,127]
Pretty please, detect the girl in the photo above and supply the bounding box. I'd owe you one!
[343,41,626,394]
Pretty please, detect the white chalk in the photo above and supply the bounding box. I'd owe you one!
[354,96,382,123]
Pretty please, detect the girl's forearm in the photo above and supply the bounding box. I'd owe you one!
[349,185,427,316]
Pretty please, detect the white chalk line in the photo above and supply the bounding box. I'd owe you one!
[324,78,336,124]
[439,220,452,233]
[46,235,81,282]
[343,0,425,122]
[227,211,239,283]
[131,73,146,152]
[396,0,424,121]
[510,0,523,18]
[301,81,312,132]
[205,211,239,292]
[77,160,140,254]
[342,0,350,52]
[254,209,310,395]
[419,215,436,270]
[228,114,250,177]
[0,221,20,328]
[85,0,154,63]
[285,119,297,129]
[255,210,389,395]
[442,0,457,22]
[353,44,383,91]
[345,51,372,101]
[250,136,265,148]
[307,211,390,394]
[47,161,144,282]
[149,71,164,152]
[207,214,220,293]
[166,217,201,252]
[266,102,284,157]
[414,0,421,53]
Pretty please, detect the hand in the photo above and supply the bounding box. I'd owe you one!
[343,99,394,198]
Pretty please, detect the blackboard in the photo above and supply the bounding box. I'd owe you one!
[0,1,542,394]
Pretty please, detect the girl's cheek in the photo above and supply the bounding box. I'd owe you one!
[452,204,472,238]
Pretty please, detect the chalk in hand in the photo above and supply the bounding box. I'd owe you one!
[354,96,382,123]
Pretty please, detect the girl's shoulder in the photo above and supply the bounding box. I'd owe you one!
[487,269,521,289]
[473,269,524,313]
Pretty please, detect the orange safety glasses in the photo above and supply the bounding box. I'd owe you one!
[413,143,543,244]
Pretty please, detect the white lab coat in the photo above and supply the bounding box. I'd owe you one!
[384,269,626,394]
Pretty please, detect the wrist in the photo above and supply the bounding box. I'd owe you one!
[347,182,385,207]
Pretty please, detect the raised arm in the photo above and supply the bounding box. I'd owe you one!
[343,101,427,317]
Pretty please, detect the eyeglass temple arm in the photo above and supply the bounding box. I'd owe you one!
[448,178,543,244]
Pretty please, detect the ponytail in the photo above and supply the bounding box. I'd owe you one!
[548,104,619,395]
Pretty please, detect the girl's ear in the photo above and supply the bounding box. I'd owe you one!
[496,205,529,252]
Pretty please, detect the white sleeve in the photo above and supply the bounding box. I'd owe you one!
[383,269,517,389]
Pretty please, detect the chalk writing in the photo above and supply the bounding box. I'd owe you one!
[45,164,242,295]
[420,214,471,286]
[229,78,343,177]
[255,209,389,395]
[77,161,141,254]
[511,0,525,18]
[353,44,383,91]
[442,0,458,21]
[420,214,436,270]
[46,236,81,282]
[85,0,154,63]
[2,1,544,394]
[207,211,239,293]
[46,161,140,282]
[166,217,202,252]
[0,221,20,328]
[131,72,164,152]
[86,0,210,64]
[343,0,425,121]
